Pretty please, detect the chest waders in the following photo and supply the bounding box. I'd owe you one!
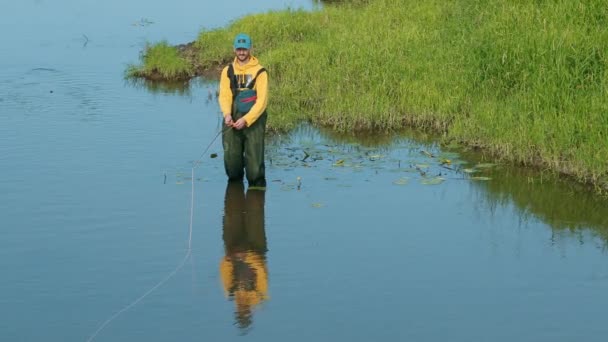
[222,64,268,187]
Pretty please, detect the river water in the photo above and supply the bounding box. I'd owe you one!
[1,1,608,341]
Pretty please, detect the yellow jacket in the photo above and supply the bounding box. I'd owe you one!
[219,56,269,127]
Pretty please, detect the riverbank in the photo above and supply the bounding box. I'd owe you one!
[127,0,607,193]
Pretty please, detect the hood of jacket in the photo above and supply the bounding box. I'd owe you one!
[232,56,261,73]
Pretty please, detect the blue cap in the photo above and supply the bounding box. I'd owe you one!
[233,33,252,49]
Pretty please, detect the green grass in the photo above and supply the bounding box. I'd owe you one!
[129,0,608,192]
[127,41,193,81]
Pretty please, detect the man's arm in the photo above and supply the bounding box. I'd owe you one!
[241,70,268,127]
[218,65,233,125]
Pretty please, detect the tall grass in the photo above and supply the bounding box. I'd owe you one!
[127,41,193,80]
[131,0,608,191]
[452,0,608,190]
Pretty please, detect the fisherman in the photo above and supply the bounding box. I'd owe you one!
[218,33,269,187]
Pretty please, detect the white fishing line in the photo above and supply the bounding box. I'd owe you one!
[85,251,191,342]
[188,168,194,250]
[86,127,227,342]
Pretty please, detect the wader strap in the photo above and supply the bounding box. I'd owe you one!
[227,64,267,93]
[227,63,237,97]
[247,68,266,89]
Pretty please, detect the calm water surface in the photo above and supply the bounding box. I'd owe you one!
[2,1,608,341]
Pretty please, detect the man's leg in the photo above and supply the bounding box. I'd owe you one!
[243,112,267,187]
[222,124,245,181]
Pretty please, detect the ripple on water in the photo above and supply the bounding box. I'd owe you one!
[0,67,115,121]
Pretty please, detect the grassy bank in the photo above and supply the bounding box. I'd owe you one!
[128,0,607,192]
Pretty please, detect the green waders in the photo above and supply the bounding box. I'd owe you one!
[222,111,267,187]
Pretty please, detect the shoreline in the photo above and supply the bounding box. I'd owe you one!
[126,0,608,195]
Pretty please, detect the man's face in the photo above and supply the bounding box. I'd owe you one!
[235,48,250,62]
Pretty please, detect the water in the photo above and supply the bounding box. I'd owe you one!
[2,1,608,341]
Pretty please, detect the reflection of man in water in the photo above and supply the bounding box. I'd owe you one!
[220,182,268,331]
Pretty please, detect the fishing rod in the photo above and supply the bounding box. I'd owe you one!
[192,125,231,169]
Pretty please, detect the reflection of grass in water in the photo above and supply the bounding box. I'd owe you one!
[270,126,608,246]
[468,159,608,245]
[453,147,608,244]
[124,75,219,100]
[124,77,191,96]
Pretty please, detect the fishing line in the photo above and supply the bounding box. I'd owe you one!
[86,125,229,342]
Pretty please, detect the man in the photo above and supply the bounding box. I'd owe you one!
[218,33,269,187]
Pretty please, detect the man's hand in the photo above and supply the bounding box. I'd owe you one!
[232,118,247,130]
[224,115,234,127]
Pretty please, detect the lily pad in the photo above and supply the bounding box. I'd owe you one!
[421,177,445,185]
[393,177,410,185]
[311,203,324,208]
[470,176,492,181]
